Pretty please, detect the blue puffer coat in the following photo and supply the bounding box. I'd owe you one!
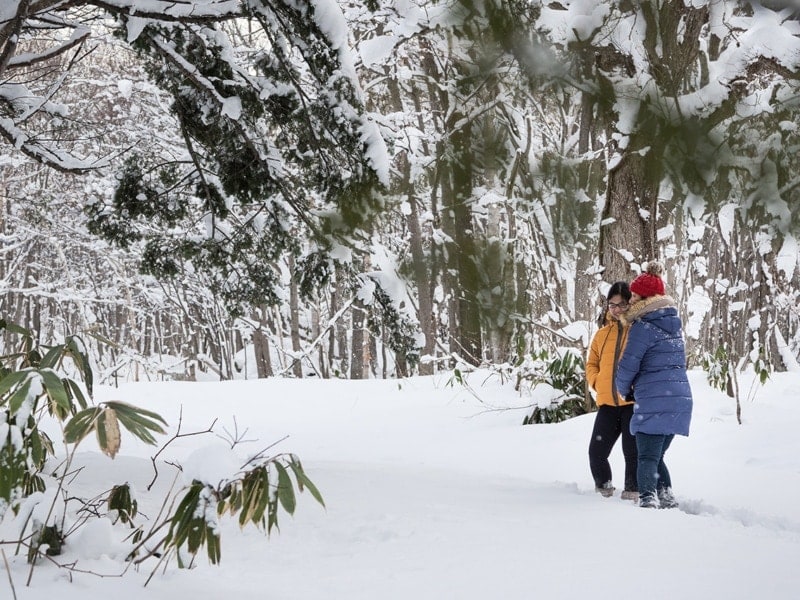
[614,296,693,436]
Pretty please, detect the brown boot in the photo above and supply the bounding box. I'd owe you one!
[595,482,615,497]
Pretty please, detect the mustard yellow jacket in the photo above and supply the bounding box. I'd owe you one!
[586,314,632,407]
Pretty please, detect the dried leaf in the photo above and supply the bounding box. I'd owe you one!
[99,407,122,459]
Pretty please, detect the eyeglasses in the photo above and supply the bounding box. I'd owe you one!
[608,301,629,310]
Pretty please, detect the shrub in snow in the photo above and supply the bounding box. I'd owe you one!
[515,349,587,424]
[0,319,323,579]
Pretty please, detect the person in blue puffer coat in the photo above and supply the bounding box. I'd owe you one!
[615,261,693,509]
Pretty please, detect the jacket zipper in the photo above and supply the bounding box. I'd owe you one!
[611,320,623,406]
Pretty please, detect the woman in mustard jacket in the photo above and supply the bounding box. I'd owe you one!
[586,281,638,500]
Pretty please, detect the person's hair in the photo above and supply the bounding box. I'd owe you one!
[597,281,631,326]
[606,281,631,302]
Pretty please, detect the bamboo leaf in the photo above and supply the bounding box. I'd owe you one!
[0,370,29,401]
[108,483,138,523]
[166,484,202,548]
[65,337,93,395]
[96,409,108,451]
[267,497,279,534]
[289,461,325,508]
[39,369,71,415]
[38,345,65,370]
[106,401,168,427]
[274,462,296,514]
[98,407,122,458]
[65,379,89,410]
[8,378,33,415]
[253,468,271,523]
[104,401,167,445]
[207,528,221,565]
[242,469,265,526]
[64,407,103,444]
[83,330,121,349]
[0,319,32,336]
[30,428,44,466]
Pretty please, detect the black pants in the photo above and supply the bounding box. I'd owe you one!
[588,404,638,491]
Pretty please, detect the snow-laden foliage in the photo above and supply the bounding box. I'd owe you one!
[81,1,384,316]
[0,318,323,574]
[484,0,800,372]
[3,0,800,382]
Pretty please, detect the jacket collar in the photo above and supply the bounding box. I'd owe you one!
[620,295,677,325]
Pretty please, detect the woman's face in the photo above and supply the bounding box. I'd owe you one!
[607,294,630,320]
[630,292,642,304]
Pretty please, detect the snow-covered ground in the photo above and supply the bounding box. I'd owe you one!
[3,368,799,599]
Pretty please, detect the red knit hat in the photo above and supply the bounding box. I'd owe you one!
[630,261,665,298]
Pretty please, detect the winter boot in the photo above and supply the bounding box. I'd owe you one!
[595,482,615,498]
[638,493,658,509]
[621,489,639,502]
[657,487,679,509]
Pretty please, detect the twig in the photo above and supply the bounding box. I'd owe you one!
[1,549,17,600]
[218,415,257,448]
[148,406,217,491]
[130,470,184,570]
[240,435,290,470]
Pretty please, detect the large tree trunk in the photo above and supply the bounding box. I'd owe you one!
[448,115,482,365]
[600,151,658,281]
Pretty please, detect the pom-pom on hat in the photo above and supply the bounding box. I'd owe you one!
[630,261,665,299]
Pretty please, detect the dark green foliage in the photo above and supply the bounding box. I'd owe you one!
[519,350,587,424]
[86,157,191,249]
[367,283,421,370]
[164,453,324,566]
[525,395,587,425]
[166,481,221,567]
[108,483,139,525]
[28,524,64,562]
[1,318,322,569]
[295,251,333,298]
[699,346,734,397]
[0,319,169,564]
[0,413,47,507]
[91,2,385,318]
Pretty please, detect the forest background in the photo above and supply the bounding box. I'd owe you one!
[2,0,800,400]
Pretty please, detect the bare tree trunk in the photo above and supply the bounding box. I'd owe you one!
[368,328,378,378]
[311,302,328,379]
[407,195,436,374]
[288,255,302,378]
[334,268,349,378]
[252,306,273,378]
[350,299,365,379]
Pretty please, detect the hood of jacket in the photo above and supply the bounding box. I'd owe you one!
[621,295,682,335]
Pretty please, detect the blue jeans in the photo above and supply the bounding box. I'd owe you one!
[636,433,674,500]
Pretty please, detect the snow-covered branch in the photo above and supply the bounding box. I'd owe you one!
[7,26,91,68]
[85,0,241,21]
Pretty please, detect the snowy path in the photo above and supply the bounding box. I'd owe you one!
[6,372,800,599]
